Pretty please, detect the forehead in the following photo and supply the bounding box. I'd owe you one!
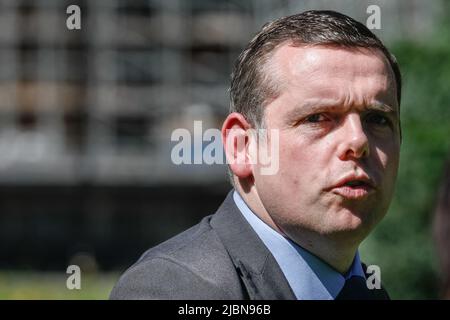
[267,44,398,109]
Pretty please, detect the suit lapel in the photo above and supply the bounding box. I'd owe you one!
[210,191,296,300]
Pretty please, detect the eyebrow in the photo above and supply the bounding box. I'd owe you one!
[285,99,398,122]
[367,101,397,113]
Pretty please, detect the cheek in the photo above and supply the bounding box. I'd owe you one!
[375,141,400,173]
[279,138,329,185]
[374,144,400,198]
[375,148,389,170]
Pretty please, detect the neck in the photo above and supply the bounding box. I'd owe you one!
[235,183,359,274]
[286,229,359,274]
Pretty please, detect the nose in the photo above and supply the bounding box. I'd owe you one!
[336,113,370,160]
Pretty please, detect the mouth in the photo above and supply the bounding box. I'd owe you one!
[328,176,376,200]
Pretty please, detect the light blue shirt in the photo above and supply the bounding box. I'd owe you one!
[233,190,366,300]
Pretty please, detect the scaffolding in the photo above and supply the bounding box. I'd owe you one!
[0,0,442,185]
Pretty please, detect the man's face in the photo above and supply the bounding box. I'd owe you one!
[252,45,400,244]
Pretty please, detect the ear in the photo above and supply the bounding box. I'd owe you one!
[221,112,253,179]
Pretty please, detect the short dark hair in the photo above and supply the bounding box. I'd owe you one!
[229,10,402,128]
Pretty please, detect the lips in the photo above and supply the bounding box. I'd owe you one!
[328,174,376,200]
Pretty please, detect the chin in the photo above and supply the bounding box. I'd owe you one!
[320,223,370,246]
[326,210,370,237]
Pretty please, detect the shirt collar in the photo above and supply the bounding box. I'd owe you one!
[233,190,366,300]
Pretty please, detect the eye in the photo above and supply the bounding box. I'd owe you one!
[365,112,391,127]
[305,113,328,123]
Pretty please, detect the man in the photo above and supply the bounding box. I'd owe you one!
[110,10,401,300]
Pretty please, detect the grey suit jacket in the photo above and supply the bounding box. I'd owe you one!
[109,190,389,300]
[110,190,296,299]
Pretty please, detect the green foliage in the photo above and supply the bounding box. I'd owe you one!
[360,30,450,299]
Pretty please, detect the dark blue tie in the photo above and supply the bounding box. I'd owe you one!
[336,276,389,300]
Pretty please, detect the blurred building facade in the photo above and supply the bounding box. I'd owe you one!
[0,0,444,270]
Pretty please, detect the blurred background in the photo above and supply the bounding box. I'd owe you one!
[0,0,449,299]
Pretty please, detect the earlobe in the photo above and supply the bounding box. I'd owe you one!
[221,113,253,179]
